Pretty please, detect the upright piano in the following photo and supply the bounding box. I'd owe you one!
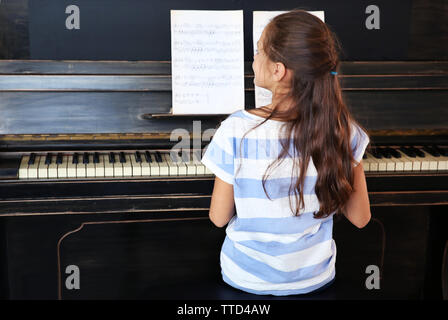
[0,60,447,299]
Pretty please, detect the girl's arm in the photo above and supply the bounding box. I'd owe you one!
[342,163,371,228]
[208,176,235,228]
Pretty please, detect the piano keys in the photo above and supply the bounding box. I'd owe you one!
[361,145,448,172]
[17,149,212,180]
[13,145,448,181]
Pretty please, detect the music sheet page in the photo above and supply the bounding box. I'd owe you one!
[170,10,245,115]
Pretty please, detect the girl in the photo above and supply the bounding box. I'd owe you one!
[200,9,371,296]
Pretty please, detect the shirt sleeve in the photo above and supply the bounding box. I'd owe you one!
[350,122,370,167]
[201,119,235,185]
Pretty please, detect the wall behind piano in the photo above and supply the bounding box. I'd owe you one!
[0,0,447,61]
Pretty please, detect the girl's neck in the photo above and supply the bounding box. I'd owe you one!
[265,94,294,114]
[267,85,294,113]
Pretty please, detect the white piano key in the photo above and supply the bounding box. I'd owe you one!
[104,154,114,177]
[163,153,178,176]
[193,150,208,174]
[123,154,133,176]
[412,148,430,171]
[395,150,414,171]
[370,151,387,172]
[48,155,58,178]
[174,152,188,175]
[437,154,448,170]
[140,153,151,176]
[417,154,429,170]
[388,151,404,171]
[181,151,197,175]
[168,151,188,175]
[76,157,86,178]
[377,158,387,171]
[113,154,123,177]
[86,154,96,178]
[28,155,39,179]
[62,155,72,178]
[38,155,48,179]
[19,155,30,179]
[58,155,69,178]
[365,153,379,172]
[153,152,169,176]
[425,149,448,171]
[410,155,422,171]
[129,154,142,176]
[95,154,105,177]
[380,153,396,172]
[420,150,438,170]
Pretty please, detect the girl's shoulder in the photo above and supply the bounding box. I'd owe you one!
[219,109,253,129]
[349,121,369,143]
[349,121,370,164]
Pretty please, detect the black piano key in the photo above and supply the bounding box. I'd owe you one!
[108,152,115,164]
[135,151,142,163]
[371,148,383,159]
[93,152,100,164]
[387,147,401,158]
[410,147,425,158]
[423,146,440,157]
[56,153,63,164]
[430,146,441,157]
[45,153,52,165]
[362,153,367,159]
[155,151,163,163]
[119,152,126,163]
[28,153,36,165]
[72,152,79,164]
[433,145,447,156]
[83,152,89,164]
[399,147,416,158]
[442,148,448,157]
[379,147,391,159]
[144,151,152,163]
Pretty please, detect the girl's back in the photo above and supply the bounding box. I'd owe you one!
[202,108,368,295]
[201,9,371,296]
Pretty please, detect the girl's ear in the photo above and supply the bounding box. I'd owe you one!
[272,62,287,82]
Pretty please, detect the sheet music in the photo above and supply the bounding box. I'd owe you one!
[171,10,245,115]
[253,11,325,108]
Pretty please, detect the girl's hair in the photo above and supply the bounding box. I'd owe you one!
[234,9,370,219]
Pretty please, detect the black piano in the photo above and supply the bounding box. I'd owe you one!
[0,59,447,299]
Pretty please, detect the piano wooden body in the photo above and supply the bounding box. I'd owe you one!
[0,60,447,299]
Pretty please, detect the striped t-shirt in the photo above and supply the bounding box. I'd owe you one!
[201,109,370,296]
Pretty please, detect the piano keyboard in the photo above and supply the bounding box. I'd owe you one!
[361,146,448,172]
[15,145,448,179]
[18,150,212,179]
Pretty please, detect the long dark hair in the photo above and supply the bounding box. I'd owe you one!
[234,9,369,219]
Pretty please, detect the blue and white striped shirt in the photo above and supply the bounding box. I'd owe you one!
[201,109,370,295]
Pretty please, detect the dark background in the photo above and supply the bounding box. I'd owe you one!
[0,0,447,61]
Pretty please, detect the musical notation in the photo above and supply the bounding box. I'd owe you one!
[170,10,245,115]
